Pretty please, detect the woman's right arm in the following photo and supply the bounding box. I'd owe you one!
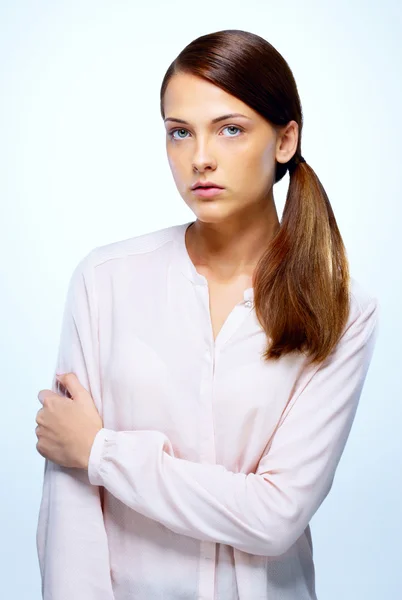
[36,252,115,599]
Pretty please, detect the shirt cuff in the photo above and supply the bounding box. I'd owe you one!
[87,427,116,486]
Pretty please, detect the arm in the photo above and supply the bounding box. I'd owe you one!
[88,297,379,557]
[36,253,115,599]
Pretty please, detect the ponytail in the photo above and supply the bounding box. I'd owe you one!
[160,29,352,366]
[253,156,350,366]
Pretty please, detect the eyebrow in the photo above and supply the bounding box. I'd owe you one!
[164,113,252,125]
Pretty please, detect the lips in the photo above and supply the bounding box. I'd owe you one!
[191,180,224,190]
[195,185,219,189]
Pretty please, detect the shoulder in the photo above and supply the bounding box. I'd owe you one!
[343,276,380,341]
[71,222,186,279]
[86,222,184,268]
[349,276,378,313]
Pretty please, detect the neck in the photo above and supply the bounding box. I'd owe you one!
[185,199,280,283]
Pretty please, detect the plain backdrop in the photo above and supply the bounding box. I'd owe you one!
[1,1,401,598]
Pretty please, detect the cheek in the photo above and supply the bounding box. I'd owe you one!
[167,149,188,178]
[235,151,268,182]
[245,139,273,168]
[233,153,274,196]
[242,143,275,178]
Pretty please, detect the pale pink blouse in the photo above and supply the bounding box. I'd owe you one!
[36,221,379,599]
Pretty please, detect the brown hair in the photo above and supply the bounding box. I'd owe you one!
[160,29,350,367]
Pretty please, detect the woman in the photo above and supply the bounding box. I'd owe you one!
[35,29,379,599]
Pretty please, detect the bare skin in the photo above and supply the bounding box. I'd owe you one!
[163,72,299,340]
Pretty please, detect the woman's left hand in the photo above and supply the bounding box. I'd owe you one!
[35,372,103,470]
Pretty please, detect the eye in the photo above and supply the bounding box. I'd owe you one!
[169,128,189,140]
[168,125,244,140]
[223,125,243,137]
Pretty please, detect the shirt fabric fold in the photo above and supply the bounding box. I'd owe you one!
[37,220,379,600]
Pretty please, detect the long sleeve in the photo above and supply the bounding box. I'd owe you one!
[36,252,115,599]
[88,297,379,557]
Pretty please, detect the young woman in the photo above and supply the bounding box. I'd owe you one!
[35,29,379,599]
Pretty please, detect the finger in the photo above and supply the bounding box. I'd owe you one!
[36,441,45,457]
[35,408,43,424]
[38,389,54,405]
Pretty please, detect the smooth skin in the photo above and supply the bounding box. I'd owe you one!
[164,72,299,283]
[35,373,103,469]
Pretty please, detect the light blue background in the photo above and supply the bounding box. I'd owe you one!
[1,1,400,597]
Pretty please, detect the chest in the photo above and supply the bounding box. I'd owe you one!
[97,259,306,472]
[206,278,253,342]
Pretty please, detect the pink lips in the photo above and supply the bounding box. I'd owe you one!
[192,186,224,198]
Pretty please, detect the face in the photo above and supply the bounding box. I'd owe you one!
[163,72,297,224]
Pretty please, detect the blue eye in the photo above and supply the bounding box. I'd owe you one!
[168,125,243,140]
[170,128,188,140]
[224,126,242,137]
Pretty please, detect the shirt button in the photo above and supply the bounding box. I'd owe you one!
[245,301,252,308]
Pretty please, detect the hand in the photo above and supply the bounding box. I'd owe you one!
[35,372,103,469]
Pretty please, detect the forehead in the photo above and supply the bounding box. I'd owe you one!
[163,72,254,120]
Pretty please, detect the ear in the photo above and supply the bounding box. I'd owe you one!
[275,120,299,166]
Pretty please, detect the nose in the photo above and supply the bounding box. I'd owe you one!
[191,139,217,172]
[192,156,217,172]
